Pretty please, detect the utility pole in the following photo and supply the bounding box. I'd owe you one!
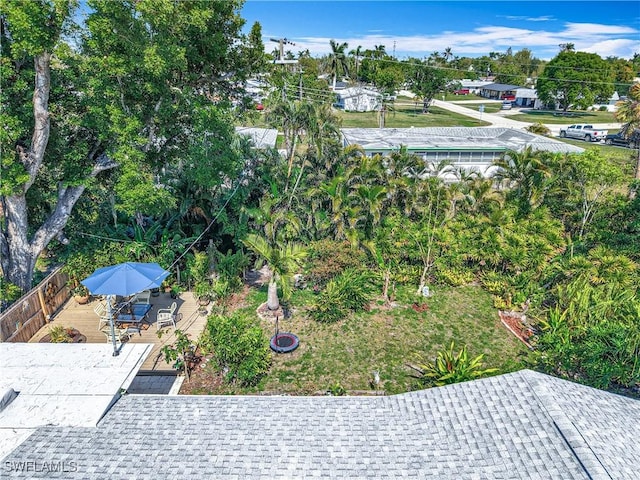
[270,37,299,102]
[298,67,304,100]
[270,38,299,65]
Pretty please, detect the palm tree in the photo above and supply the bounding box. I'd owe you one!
[329,39,349,90]
[614,82,640,179]
[493,146,551,216]
[559,43,575,52]
[349,45,363,81]
[373,44,387,59]
[442,47,453,64]
[242,234,306,311]
[265,98,316,187]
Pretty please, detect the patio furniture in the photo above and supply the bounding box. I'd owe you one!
[100,326,132,344]
[94,302,110,330]
[114,303,152,334]
[156,302,177,331]
[131,290,151,305]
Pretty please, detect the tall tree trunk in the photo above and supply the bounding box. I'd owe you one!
[0,53,117,292]
[267,277,280,311]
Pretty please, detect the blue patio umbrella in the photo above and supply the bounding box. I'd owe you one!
[82,262,170,355]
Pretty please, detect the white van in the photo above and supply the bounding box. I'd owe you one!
[501,100,513,110]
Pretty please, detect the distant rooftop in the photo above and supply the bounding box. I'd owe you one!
[3,370,638,478]
[235,127,278,149]
[341,127,585,155]
[481,83,523,91]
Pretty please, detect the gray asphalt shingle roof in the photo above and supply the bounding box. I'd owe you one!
[2,370,638,479]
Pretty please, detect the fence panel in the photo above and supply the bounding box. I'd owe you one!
[0,267,70,342]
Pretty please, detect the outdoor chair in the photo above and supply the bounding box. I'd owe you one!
[94,302,110,330]
[131,290,151,305]
[156,302,177,331]
[100,325,131,343]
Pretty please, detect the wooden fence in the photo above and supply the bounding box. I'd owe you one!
[0,267,70,342]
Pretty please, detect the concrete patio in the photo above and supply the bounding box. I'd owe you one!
[28,291,208,373]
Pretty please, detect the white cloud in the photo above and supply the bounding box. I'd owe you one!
[269,22,640,60]
[503,15,555,22]
[563,22,638,35]
[582,39,640,59]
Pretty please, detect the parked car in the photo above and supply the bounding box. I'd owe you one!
[501,94,516,101]
[501,100,513,110]
[453,88,470,95]
[604,130,640,148]
[559,124,608,142]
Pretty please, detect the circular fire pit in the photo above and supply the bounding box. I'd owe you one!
[270,333,299,353]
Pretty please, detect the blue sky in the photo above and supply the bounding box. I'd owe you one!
[241,1,640,60]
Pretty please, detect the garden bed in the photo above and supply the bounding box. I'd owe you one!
[499,311,534,349]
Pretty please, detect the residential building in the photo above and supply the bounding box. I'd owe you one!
[341,127,583,181]
[2,368,639,478]
[334,87,382,112]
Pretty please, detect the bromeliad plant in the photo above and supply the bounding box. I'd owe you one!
[408,341,498,387]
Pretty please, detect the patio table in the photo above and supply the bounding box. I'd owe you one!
[114,303,152,334]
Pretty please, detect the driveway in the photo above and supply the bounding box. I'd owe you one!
[430,99,621,137]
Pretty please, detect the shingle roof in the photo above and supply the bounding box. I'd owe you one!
[481,83,523,91]
[2,370,638,479]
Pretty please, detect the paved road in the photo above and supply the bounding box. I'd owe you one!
[429,99,622,137]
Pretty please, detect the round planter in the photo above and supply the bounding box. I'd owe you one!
[74,295,90,305]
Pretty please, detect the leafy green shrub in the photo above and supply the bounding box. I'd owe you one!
[215,249,248,292]
[0,278,22,311]
[308,269,376,322]
[305,240,369,287]
[199,312,271,387]
[391,264,421,285]
[47,325,74,343]
[526,122,551,136]
[326,382,347,396]
[409,342,498,387]
[434,267,474,286]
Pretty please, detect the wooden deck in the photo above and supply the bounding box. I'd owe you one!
[28,291,208,373]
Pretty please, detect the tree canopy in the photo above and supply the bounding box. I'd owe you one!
[536,51,614,111]
[0,0,256,291]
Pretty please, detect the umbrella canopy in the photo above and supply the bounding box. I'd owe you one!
[81,262,170,297]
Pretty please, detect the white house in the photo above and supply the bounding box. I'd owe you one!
[514,88,542,109]
[334,87,382,112]
[341,127,584,181]
[458,79,493,94]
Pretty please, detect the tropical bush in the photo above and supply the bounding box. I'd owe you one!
[434,267,475,286]
[200,312,271,387]
[0,278,23,311]
[526,122,551,136]
[305,240,369,287]
[532,248,640,390]
[308,268,376,322]
[409,341,498,387]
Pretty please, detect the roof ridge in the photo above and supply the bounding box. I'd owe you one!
[521,371,612,480]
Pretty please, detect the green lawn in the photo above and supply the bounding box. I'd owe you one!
[203,284,528,395]
[337,105,491,128]
[504,109,617,124]
[555,137,638,174]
